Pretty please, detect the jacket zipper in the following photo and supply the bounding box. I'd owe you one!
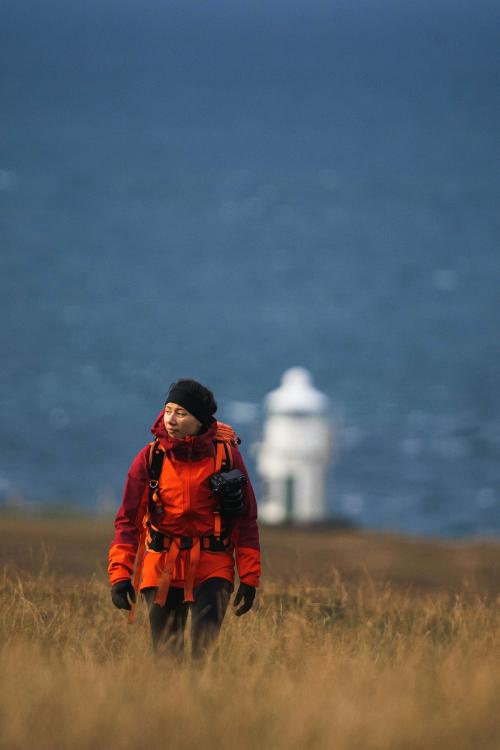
[186,439,193,515]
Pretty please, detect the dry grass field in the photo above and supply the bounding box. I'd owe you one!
[0,515,499,750]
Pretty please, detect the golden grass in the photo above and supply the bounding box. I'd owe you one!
[0,516,499,750]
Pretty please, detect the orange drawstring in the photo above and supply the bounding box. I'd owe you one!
[154,538,181,607]
[127,521,148,625]
[183,538,201,603]
[154,537,202,606]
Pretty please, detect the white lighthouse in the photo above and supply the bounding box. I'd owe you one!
[256,367,333,524]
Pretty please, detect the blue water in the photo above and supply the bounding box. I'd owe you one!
[1,0,499,536]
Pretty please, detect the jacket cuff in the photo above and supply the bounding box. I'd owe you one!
[235,545,261,589]
[108,543,136,586]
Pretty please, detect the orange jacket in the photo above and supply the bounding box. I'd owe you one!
[108,414,261,592]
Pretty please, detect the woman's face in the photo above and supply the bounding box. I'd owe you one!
[163,402,202,438]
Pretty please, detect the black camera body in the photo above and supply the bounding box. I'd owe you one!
[209,469,247,517]
[209,468,247,495]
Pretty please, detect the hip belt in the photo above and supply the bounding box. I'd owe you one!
[147,526,231,554]
[147,525,232,607]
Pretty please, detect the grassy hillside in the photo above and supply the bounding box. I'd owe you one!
[0,516,499,749]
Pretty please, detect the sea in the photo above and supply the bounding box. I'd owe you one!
[1,0,499,537]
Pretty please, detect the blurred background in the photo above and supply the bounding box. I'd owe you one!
[1,0,499,536]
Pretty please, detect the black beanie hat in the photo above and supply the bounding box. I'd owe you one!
[165,379,217,426]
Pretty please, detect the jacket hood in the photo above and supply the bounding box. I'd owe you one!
[151,411,218,460]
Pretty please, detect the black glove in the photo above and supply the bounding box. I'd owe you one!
[111,579,136,611]
[233,583,256,616]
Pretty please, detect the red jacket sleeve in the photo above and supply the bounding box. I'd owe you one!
[108,445,150,585]
[231,446,261,588]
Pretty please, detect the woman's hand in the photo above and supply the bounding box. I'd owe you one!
[111,579,136,610]
[233,583,256,616]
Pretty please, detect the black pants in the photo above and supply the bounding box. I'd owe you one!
[142,577,233,658]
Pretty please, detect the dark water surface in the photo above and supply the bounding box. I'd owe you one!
[1,0,499,536]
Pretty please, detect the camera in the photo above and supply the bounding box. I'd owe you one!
[209,469,247,517]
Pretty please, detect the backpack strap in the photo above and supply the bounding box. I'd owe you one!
[148,440,165,513]
[149,440,165,481]
[212,421,240,538]
[214,439,232,473]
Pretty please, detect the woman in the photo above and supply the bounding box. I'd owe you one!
[108,379,261,657]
